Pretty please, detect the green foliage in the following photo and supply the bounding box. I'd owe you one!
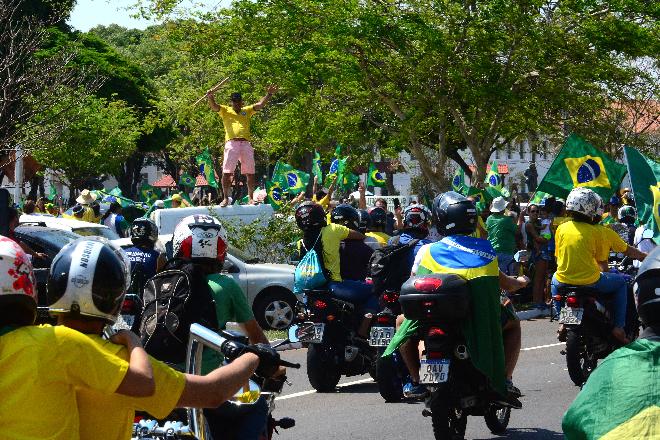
[30,92,141,189]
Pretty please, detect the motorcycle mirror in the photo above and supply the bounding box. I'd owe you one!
[514,250,529,263]
[231,379,261,405]
[642,229,655,240]
[287,325,300,343]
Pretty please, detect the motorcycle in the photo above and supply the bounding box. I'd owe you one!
[291,283,386,392]
[554,255,639,386]
[131,323,300,440]
[398,273,515,440]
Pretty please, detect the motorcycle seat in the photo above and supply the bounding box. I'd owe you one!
[304,288,329,296]
[557,285,600,296]
[328,283,370,305]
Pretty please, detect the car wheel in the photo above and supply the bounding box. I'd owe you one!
[253,289,296,330]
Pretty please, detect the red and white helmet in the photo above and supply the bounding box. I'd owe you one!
[172,214,228,263]
[0,236,37,325]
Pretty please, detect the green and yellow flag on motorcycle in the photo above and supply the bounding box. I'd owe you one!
[382,235,506,396]
[562,338,660,439]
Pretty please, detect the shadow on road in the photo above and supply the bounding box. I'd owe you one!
[335,382,380,394]
[474,427,563,440]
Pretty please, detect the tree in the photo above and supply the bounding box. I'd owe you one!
[30,93,141,191]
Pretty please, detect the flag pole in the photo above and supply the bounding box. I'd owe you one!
[192,76,231,107]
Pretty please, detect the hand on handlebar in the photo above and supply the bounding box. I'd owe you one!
[245,343,281,378]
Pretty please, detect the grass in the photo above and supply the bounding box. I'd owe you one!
[265,329,288,341]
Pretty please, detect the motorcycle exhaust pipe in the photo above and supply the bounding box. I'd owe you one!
[455,345,469,360]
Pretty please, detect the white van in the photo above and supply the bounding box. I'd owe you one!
[153,204,274,236]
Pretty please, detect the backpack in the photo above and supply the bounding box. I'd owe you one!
[138,259,218,364]
[368,237,420,295]
[294,233,328,294]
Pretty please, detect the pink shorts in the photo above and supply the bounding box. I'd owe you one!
[222,139,255,174]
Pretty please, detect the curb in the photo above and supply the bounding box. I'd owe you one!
[516,308,551,320]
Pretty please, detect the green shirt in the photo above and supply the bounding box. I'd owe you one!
[486,213,517,255]
[202,273,254,373]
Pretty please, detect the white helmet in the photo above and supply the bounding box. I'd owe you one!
[0,236,37,326]
[47,238,129,324]
[566,188,602,219]
[172,214,228,263]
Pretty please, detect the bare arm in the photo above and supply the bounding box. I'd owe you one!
[327,176,337,201]
[111,330,155,397]
[499,271,529,293]
[156,254,167,273]
[253,84,278,111]
[358,181,367,210]
[312,175,318,197]
[624,245,647,262]
[240,318,270,345]
[207,91,221,112]
[176,353,259,408]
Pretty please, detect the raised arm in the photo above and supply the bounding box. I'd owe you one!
[358,180,367,209]
[253,84,278,111]
[206,91,221,112]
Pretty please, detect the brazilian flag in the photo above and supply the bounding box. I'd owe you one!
[624,146,660,241]
[451,168,467,194]
[562,338,660,439]
[484,161,503,191]
[367,162,386,187]
[650,183,660,241]
[272,161,310,195]
[179,173,196,188]
[537,134,627,200]
[196,148,219,188]
[312,150,323,183]
[325,145,346,187]
[139,184,162,205]
[265,180,286,210]
[340,172,359,192]
[383,235,506,396]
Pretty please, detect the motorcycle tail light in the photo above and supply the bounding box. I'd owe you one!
[365,278,373,285]
[427,351,444,359]
[423,301,434,307]
[326,315,335,322]
[414,277,443,292]
[122,298,135,312]
[313,299,328,309]
[383,292,400,303]
[377,315,391,325]
[553,295,563,301]
[133,415,144,423]
[566,296,579,307]
[427,327,446,337]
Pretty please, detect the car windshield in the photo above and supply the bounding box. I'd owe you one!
[228,245,260,264]
[15,227,79,248]
[72,226,120,240]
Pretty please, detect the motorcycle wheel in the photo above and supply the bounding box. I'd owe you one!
[565,330,596,386]
[430,398,466,440]
[484,404,510,434]
[307,344,341,392]
[376,356,403,403]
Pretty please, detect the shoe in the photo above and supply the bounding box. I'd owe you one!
[506,379,522,398]
[403,382,428,399]
[557,326,567,342]
[493,395,523,409]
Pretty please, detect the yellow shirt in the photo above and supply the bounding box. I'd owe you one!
[321,223,351,281]
[470,216,487,239]
[62,206,98,223]
[366,231,391,247]
[312,194,330,210]
[219,104,256,141]
[555,221,604,285]
[0,325,128,440]
[77,334,186,440]
[595,225,628,263]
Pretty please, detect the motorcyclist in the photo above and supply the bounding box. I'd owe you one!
[383,192,523,406]
[47,237,274,440]
[358,208,381,250]
[124,217,166,289]
[614,205,637,245]
[552,188,647,344]
[0,236,155,440]
[388,204,434,273]
[562,246,660,439]
[366,207,391,247]
[331,204,374,281]
[171,214,280,440]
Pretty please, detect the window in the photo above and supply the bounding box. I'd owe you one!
[141,173,149,185]
[495,149,501,159]
[506,144,513,159]
[519,141,525,159]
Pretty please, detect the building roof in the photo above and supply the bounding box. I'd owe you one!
[195,172,219,187]
[152,174,177,188]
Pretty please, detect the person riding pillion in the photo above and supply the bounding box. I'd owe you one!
[330,204,374,282]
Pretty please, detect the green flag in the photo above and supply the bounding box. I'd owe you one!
[325,145,347,187]
[340,172,359,192]
[139,184,161,205]
[196,148,218,188]
[312,150,323,183]
[273,161,310,194]
[109,187,123,197]
[537,134,627,200]
[179,173,196,188]
[485,161,503,191]
[265,180,286,210]
[48,185,57,201]
[451,168,467,194]
[367,163,386,187]
[624,146,660,228]
[530,190,551,204]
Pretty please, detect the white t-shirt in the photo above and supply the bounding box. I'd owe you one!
[633,225,656,267]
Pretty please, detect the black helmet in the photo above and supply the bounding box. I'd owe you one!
[633,246,660,327]
[331,204,360,231]
[47,238,129,324]
[130,217,158,247]
[432,191,477,235]
[357,209,371,233]
[369,207,387,228]
[403,204,431,233]
[295,202,327,231]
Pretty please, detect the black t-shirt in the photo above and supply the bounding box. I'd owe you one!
[339,240,374,281]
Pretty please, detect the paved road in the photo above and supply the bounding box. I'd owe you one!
[272,318,578,439]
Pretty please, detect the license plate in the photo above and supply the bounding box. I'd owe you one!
[369,326,394,347]
[559,307,584,325]
[295,323,325,343]
[419,358,451,384]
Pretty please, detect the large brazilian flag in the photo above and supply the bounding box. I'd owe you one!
[383,235,506,396]
[563,338,660,439]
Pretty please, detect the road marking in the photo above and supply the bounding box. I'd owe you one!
[277,378,374,401]
[521,342,563,351]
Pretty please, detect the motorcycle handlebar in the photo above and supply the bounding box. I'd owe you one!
[278,360,301,369]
